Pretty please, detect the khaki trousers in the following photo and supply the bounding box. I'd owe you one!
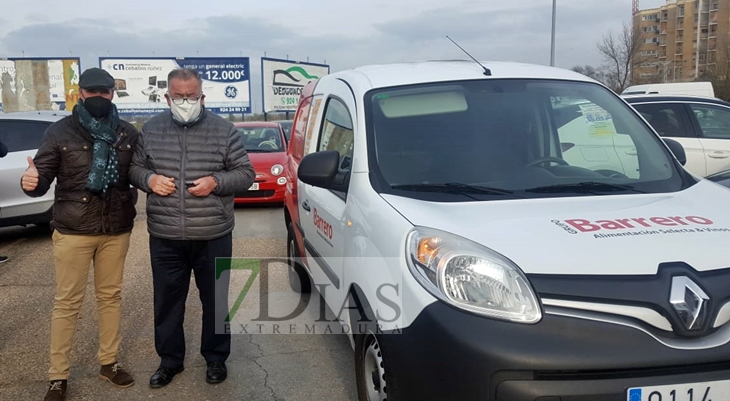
[48,230,131,381]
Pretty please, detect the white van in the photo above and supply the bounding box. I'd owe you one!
[622,81,715,97]
[285,60,730,401]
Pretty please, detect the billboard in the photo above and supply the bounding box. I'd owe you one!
[261,57,329,113]
[99,57,251,114]
[0,57,81,113]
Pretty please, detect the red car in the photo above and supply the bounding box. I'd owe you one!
[234,121,288,204]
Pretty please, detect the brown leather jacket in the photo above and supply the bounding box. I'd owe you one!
[23,108,141,235]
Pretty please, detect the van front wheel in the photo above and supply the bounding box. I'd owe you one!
[355,332,398,401]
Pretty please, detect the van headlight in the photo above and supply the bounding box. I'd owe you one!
[406,226,542,324]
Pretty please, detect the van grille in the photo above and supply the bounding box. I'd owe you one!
[534,361,730,381]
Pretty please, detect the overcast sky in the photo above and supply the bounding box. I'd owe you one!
[0,0,669,113]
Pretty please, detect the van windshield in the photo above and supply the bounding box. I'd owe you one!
[365,79,694,201]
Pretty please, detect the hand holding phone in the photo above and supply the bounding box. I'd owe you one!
[186,176,217,197]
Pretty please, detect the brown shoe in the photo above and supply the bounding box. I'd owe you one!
[44,380,67,401]
[99,361,134,388]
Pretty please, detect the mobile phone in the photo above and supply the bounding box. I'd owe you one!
[185,181,196,187]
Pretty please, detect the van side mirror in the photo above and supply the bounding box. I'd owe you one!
[298,150,350,192]
[663,138,686,166]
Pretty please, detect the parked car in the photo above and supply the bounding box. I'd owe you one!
[623,94,730,177]
[0,110,69,228]
[284,60,730,401]
[233,121,287,204]
[706,168,730,188]
[277,119,293,142]
[552,98,640,178]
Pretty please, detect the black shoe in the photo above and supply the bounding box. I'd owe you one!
[44,380,67,401]
[206,361,227,384]
[149,366,184,388]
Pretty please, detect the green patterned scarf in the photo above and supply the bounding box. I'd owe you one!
[76,99,120,194]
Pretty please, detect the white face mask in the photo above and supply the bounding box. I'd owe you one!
[170,99,202,124]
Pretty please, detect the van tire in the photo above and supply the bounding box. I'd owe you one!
[354,331,399,401]
[287,222,311,293]
[350,289,400,401]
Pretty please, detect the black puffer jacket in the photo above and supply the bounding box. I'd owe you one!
[129,109,255,240]
[23,109,140,235]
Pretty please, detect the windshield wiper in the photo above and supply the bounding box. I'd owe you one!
[524,181,646,194]
[390,183,516,196]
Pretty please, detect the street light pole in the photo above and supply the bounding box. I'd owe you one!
[550,0,556,66]
[658,60,672,82]
[696,0,702,78]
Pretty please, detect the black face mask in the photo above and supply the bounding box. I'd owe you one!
[83,96,112,118]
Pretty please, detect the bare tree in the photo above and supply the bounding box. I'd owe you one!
[597,21,647,93]
[571,65,607,83]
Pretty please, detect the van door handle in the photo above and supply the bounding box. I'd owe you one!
[708,151,729,159]
[625,148,637,156]
[302,200,311,212]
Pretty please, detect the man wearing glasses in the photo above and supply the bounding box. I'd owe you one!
[21,67,140,401]
[129,68,255,388]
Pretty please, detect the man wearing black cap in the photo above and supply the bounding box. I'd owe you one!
[21,67,141,401]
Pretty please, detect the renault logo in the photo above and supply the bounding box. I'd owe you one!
[669,276,710,331]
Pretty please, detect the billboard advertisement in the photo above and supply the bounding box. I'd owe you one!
[0,57,81,113]
[99,57,251,114]
[261,57,329,113]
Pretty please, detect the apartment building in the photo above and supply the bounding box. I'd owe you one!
[633,0,730,83]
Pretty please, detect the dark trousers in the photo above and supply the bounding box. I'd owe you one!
[149,233,232,369]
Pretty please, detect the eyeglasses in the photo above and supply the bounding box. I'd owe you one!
[168,94,203,105]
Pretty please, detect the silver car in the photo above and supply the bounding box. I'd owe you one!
[0,110,69,228]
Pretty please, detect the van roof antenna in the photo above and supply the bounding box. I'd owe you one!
[446,35,491,76]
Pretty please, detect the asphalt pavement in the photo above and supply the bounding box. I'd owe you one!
[0,197,358,401]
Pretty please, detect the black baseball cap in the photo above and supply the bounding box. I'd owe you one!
[79,67,115,90]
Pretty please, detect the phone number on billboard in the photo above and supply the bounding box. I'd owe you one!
[280,97,299,105]
[217,107,247,113]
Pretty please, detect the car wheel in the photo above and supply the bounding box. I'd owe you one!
[355,331,398,401]
[287,222,311,293]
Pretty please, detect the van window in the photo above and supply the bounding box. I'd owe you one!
[366,79,690,200]
[0,121,51,152]
[318,98,354,171]
[302,96,323,156]
[292,96,313,161]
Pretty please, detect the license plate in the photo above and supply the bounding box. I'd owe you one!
[627,379,730,401]
[248,183,259,191]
